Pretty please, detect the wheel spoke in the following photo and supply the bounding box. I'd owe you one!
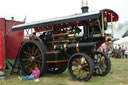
[35,54,42,58]
[80,70,87,79]
[35,59,42,63]
[80,70,84,79]
[24,51,31,57]
[82,70,89,78]
[22,58,29,61]
[76,70,80,78]
[28,64,35,73]
[24,63,32,68]
[75,58,81,65]
[33,49,39,56]
[72,61,79,66]
[82,65,89,71]
[78,70,80,78]
[78,58,81,65]
[32,46,35,55]
[29,68,33,73]
[84,67,89,71]
[27,46,32,54]
[82,63,88,68]
[79,69,89,79]
[72,66,78,71]
[24,54,31,58]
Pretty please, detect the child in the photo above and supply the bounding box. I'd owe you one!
[18,64,40,81]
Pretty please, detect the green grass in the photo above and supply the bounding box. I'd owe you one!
[1,58,128,85]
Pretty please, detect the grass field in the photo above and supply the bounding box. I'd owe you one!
[0,58,128,85]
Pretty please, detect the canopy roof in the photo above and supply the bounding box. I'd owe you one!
[12,9,119,31]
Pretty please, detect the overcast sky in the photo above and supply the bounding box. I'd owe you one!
[0,0,127,23]
[0,0,127,38]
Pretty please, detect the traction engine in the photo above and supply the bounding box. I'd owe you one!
[12,0,119,81]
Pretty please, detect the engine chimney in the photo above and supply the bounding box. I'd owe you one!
[81,0,89,39]
[81,0,89,13]
[11,17,14,21]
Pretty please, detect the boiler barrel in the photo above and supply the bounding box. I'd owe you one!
[55,42,96,52]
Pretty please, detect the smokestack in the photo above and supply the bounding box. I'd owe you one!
[81,0,89,13]
[11,17,14,21]
[81,0,89,39]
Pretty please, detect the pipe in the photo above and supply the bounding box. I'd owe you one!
[54,42,96,52]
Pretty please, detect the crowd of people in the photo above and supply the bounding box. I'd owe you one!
[97,45,128,58]
[111,46,128,58]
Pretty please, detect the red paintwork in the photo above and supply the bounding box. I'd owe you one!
[35,21,83,32]
[6,20,24,59]
[0,18,24,70]
[101,9,119,22]
[0,18,6,70]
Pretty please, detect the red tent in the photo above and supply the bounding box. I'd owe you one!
[0,18,24,70]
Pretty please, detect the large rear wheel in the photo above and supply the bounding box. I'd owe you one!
[18,40,47,75]
[68,53,94,81]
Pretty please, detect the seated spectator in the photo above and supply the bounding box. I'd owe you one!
[18,64,40,82]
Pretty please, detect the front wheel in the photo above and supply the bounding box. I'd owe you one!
[68,53,94,81]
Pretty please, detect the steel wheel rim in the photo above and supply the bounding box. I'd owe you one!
[69,54,91,81]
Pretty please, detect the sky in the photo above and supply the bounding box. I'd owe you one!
[0,0,128,38]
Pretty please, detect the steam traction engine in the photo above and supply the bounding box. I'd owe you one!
[12,2,118,81]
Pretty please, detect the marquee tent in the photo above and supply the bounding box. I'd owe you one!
[113,36,128,45]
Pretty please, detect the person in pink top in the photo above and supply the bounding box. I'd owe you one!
[18,64,40,80]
